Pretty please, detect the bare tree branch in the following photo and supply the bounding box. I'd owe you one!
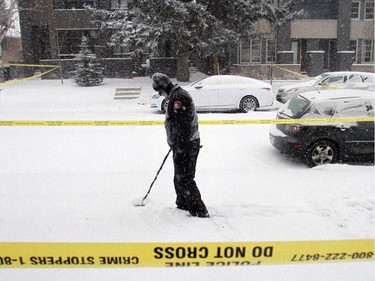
[0,0,18,43]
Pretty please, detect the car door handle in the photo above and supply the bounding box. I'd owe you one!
[195,85,203,89]
[340,128,347,131]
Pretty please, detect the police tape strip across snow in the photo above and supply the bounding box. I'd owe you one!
[0,64,60,88]
[0,240,373,268]
[0,117,374,127]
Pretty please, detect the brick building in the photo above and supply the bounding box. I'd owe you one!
[17,0,374,79]
[235,0,374,77]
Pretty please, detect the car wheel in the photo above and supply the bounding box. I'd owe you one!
[161,99,169,114]
[306,140,339,167]
[239,96,258,112]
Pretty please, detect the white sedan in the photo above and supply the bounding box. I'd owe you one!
[150,75,274,113]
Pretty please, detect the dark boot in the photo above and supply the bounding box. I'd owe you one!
[188,200,210,218]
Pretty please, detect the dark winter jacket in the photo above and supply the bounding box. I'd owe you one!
[165,85,200,148]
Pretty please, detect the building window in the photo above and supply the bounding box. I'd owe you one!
[54,0,97,9]
[351,1,360,19]
[250,39,261,63]
[240,39,250,63]
[349,40,358,63]
[112,45,130,57]
[239,38,263,63]
[266,39,276,63]
[84,0,97,8]
[111,0,128,9]
[365,1,374,19]
[57,29,97,58]
[362,40,374,63]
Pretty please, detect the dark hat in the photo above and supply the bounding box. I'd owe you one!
[151,73,171,92]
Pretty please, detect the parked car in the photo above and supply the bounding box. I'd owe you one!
[343,72,374,91]
[150,75,274,113]
[269,89,374,166]
[276,71,375,104]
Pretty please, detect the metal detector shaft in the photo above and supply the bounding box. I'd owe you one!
[139,147,172,205]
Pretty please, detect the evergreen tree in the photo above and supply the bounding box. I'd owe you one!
[89,0,300,81]
[72,35,104,86]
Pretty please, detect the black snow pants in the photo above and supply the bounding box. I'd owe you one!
[172,139,208,217]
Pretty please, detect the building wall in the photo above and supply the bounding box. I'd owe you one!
[18,0,95,63]
[1,36,23,64]
[291,20,338,39]
[351,20,375,39]
[301,0,339,19]
[236,0,374,76]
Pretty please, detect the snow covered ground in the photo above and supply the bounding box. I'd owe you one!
[0,75,374,280]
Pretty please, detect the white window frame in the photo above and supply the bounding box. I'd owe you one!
[250,39,261,63]
[349,40,358,63]
[351,1,360,19]
[362,40,374,63]
[111,0,128,9]
[239,38,263,64]
[239,39,250,63]
[54,0,97,10]
[112,45,131,57]
[266,39,276,63]
[365,1,374,20]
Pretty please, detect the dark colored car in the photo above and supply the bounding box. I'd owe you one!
[269,89,374,166]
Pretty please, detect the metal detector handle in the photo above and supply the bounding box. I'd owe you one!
[141,147,172,203]
[154,147,172,178]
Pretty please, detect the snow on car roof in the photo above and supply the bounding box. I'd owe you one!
[318,71,374,76]
[298,89,374,101]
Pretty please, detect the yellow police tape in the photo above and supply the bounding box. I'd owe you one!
[8,63,61,68]
[0,240,373,268]
[271,65,312,80]
[0,117,373,127]
[271,65,340,89]
[0,64,60,88]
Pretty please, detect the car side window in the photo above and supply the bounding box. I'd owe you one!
[363,75,374,83]
[322,75,344,85]
[302,101,336,118]
[334,99,374,118]
[365,101,374,116]
[345,74,362,84]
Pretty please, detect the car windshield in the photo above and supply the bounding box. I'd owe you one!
[189,77,207,87]
[279,95,311,118]
[311,74,329,85]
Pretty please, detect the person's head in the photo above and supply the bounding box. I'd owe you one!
[151,73,172,97]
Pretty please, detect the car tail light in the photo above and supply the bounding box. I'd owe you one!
[293,143,303,149]
[284,124,303,133]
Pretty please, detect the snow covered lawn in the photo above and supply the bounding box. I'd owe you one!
[0,77,373,280]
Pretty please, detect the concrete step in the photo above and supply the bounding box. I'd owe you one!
[114,87,141,100]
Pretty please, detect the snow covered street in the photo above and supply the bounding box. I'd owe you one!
[0,77,374,280]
